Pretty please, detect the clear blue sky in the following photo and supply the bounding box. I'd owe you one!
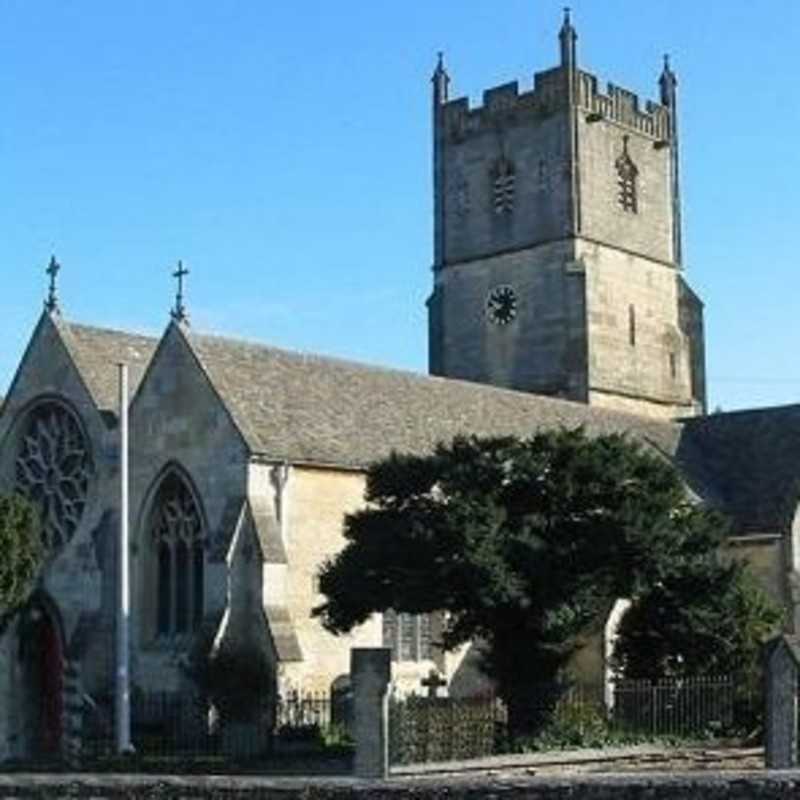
[1,1,797,412]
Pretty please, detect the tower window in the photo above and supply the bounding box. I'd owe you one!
[537,159,549,191]
[491,157,515,215]
[669,352,677,379]
[615,136,638,213]
[628,305,636,347]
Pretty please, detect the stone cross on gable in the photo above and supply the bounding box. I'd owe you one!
[421,669,447,699]
[44,255,61,314]
[171,260,189,324]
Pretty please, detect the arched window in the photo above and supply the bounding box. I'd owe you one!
[148,471,205,638]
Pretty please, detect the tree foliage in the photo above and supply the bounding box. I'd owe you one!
[182,627,276,721]
[313,428,779,731]
[0,493,43,619]
[613,565,780,680]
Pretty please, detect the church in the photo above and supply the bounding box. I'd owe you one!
[1,13,798,760]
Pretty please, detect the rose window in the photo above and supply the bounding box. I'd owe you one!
[15,402,93,551]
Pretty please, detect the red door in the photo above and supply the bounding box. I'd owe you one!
[34,612,64,755]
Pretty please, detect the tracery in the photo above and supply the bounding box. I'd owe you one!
[615,136,639,213]
[149,471,205,637]
[14,401,92,551]
[491,157,516,215]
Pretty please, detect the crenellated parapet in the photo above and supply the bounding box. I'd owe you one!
[578,72,671,141]
[439,68,566,142]
[439,66,671,143]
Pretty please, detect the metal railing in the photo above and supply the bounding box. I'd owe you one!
[388,675,760,765]
[78,689,348,764]
[612,676,751,737]
[274,690,335,733]
[65,676,762,768]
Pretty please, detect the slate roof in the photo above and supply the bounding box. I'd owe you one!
[55,319,800,534]
[679,405,800,533]
[58,321,159,414]
[182,328,685,469]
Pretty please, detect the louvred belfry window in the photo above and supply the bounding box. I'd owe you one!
[149,471,205,638]
[615,136,639,213]
[491,157,516,215]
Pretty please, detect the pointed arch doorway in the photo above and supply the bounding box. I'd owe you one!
[18,596,65,757]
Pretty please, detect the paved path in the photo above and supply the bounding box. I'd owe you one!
[392,743,764,777]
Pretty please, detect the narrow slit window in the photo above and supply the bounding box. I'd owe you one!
[537,159,548,190]
[157,543,172,636]
[175,540,189,634]
[399,612,415,661]
[628,305,636,347]
[193,543,204,628]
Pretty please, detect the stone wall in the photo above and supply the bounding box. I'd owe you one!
[579,239,695,420]
[279,467,485,697]
[429,240,588,401]
[2,771,800,799]
[0,316,112,756]
[279,466,380,692]
[440,99,571,265]
[0,315,111,680]
[577,114,673,264]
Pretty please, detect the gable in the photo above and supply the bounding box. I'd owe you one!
[0,313,122,608]
[130,322,248,457]
[129,322,250,565]
[0,314,106,460]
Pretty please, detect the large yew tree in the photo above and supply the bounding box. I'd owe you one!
[313,429,778,733]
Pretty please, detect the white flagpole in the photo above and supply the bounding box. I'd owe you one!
[115,362,132,753]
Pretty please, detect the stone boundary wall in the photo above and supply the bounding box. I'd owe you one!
[2,771,800,799]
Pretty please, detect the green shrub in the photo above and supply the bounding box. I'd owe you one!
[525,700,612,750]
[0,494,43,623]
[184,637,274,722]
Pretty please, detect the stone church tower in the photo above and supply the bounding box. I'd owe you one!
[427,13,706,420]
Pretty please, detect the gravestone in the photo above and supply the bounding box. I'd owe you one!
[765,634,800,768]
[351,648,391,779]
[421,670,447,699]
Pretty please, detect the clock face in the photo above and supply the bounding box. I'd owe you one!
[486,285,518,326]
